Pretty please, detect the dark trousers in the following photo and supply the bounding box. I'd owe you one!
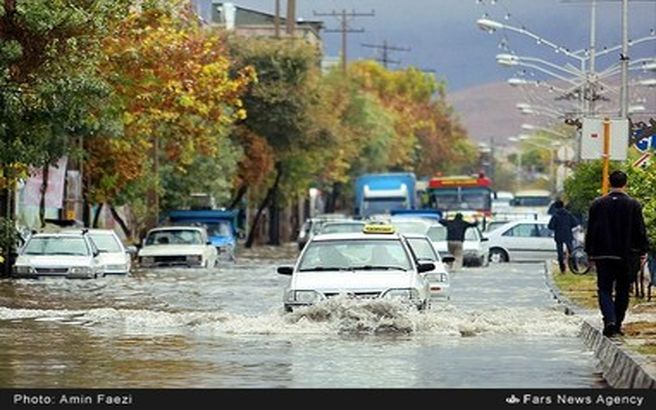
[555,239,574,273]
[595,259,632,328]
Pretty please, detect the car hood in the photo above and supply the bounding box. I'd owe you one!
[293,271,414,292]
[16,255,93,267]
[138,245,205,256]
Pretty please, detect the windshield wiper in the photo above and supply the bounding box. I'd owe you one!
[351,265,408,271]
[299,266,352,272]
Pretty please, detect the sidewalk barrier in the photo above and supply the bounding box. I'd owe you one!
[543,261,656,388]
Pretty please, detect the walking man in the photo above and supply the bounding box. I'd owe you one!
[439,212,478,270]
[585,170,649,337]
[548,199,580,274]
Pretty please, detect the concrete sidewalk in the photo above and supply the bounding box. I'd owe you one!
[544,261,656,388]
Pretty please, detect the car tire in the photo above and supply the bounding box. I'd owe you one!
[489,248,509,263]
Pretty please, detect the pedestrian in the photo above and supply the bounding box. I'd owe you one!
[547,199,580,274]
[584,170,649,337]
[439,212,478,270]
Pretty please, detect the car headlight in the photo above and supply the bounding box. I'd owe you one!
[382,288,419,301]
[140,256,154,265]
[426,273,448,283]
[286,290,323,304]
[70,267,91,274]
[13,266,33,274]
[186,255,202,263]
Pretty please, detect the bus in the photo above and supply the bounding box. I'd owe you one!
[425,173,493,216]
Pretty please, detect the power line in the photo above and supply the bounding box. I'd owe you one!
[361,40,411,68]
[313,9,375,73]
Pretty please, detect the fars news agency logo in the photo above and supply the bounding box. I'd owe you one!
[506,394,521,405]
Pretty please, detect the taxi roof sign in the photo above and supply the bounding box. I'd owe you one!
[363,224,396,234]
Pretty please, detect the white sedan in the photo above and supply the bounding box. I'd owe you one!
[277,225,432,312]
[137,226,218,269]
[485,218,556,263]
[65,229,135,275]
[426,224,490,267]
[403,234,453,300]
[13,232,105,279]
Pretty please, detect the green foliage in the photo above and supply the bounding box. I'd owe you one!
[563,160,606,215]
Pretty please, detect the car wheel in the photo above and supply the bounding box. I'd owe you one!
[489,248,508,263]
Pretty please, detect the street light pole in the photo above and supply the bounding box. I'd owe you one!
[620,0,629,118]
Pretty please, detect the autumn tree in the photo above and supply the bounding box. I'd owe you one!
[87,0,254,235]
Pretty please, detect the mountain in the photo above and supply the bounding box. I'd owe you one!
[447,81,526,144]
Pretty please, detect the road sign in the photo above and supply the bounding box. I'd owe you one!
[632,152,651,168]
[634,133,656,153]
[581,118,629,160]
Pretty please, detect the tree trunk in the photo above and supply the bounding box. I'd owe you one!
[109,205,132,242]
[92,203,104,228]
[245,164,282,248]
[227,184,248,210]
[39,163,49,228]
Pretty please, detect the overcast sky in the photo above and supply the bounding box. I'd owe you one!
[196,0,656,92]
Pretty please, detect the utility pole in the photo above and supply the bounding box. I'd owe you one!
[286,0,296,36]
[274,0,280,39]
[361,40,410,69]
[314,9,375,74]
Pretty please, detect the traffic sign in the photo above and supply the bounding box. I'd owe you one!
[632,152,651,169]
[634,133,656,153]
[581,118,629,160]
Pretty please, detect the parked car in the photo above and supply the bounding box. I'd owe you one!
[13,232,105,279]
[426,224,489,267]
[278,224,433,312]
[485,218,556,263]
[403,234,453,300]
[137,226,218,269]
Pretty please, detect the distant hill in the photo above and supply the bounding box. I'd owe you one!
[447,81,526,144]
[448,80,656,145]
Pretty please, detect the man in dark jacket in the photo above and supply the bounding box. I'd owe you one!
[548,200,580,273]
[439,213,478,270]
[585,170,649,337]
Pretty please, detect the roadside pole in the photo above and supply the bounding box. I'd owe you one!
[601,118,611,195]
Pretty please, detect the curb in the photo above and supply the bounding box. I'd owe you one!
[543,261,656,388]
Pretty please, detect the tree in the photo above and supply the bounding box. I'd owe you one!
[0,0,126,274]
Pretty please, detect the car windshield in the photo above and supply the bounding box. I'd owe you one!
[146,230,203,245]
[362,197,408,215]
[89,233,123,252]
[299,239,411,271]
[407,238,439,262]
[426,225,448,242]
[23,236,89,256]
[321,223,364,234]
[205,221,233,237]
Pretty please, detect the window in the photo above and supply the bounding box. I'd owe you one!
[23,236,90,256]
[299,239,411,271]
[407,238,438,261]
[89,234,122,253]
[503,223,538,238]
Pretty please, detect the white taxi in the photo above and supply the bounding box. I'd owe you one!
[137,226,218,269]
[278,224,432,312]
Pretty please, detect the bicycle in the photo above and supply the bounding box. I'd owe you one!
[567,226,591,275]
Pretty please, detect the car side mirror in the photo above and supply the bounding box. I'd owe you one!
[126,246,138,255]
[442,255,456,264]
[417,262,435,273]
[93,249,101,257]
[481,237,489,242]
[207,241,213,246]
[277,266,294,275]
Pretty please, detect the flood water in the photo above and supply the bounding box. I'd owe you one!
[0,245,606,388]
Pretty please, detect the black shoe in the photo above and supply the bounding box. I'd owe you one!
[603,323,616,337]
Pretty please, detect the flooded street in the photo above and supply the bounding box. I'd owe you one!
[0,246,605,388]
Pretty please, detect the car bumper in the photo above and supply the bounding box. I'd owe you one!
[12,272,97,279]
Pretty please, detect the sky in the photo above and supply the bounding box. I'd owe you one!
[195,0,656,92]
